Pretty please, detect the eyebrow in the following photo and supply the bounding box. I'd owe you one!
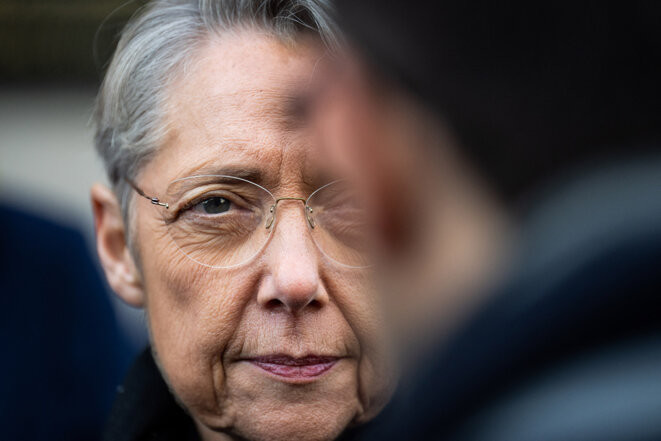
[176,166,265,185]
[165,168,271,204]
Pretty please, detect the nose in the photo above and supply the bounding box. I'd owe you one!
[257,201,328,313]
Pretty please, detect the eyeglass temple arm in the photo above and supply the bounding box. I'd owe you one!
[125,178,169,209]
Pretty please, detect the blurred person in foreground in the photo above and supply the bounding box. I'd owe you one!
[310,1,661,440]
[91,1,394,440]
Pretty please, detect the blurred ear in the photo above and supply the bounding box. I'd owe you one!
[91,183,145,307]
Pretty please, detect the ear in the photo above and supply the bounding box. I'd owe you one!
[91,183,145,307]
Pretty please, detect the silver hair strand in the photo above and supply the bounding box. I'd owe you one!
[93,0,339,224]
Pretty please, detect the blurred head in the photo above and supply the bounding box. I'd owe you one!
[310,52,512,350]
[91,1,393,440]
[311,0,661,349]
[331,1,661,206]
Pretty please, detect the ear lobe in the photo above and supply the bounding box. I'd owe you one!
[91,183,145,307]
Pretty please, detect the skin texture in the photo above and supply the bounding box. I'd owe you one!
[92,30,393,441]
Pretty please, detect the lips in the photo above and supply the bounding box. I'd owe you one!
[248,355,339,379]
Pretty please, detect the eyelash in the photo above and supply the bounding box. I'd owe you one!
[179,189,259,218]
[183,195,229,213]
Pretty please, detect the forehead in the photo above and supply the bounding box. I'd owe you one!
[146,29,327,190]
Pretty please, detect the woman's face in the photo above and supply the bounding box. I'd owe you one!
[129,31,392,440]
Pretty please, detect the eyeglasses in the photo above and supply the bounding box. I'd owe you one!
[128,174,371,269]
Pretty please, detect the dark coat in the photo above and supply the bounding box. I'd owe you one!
[103,349,200,441]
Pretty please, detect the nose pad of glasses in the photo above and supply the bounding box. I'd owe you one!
[266,201,315,230]
[306,206,315,229]
[265,205,276,229]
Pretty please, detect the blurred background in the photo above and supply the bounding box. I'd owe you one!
[0,0,148,348]
[1,2,148,439]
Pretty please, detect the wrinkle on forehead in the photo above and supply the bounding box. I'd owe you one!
[167,29,322,127]
[172,88,305,137]
[146,28,327,194]
[171,143,282,188]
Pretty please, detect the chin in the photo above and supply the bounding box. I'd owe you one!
[194,396,358,441]
[230,407,355,441]
[201,358,364,441]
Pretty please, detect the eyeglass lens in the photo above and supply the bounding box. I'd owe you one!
[161,175,370,268]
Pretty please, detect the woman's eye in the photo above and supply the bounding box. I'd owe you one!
[196,197,231,214]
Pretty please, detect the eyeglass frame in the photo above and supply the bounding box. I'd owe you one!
[124,175,366,268]
[126,177,319,230]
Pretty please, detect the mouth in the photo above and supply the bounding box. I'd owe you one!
[247,354,339,380]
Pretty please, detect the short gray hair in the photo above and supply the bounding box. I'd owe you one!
[94,0,339,219]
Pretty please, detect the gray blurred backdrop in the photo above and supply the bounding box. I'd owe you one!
[0,0,149,347]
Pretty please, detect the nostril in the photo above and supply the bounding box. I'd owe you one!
[263,294,322,313]
[306,298,323,311]
[262,297,321,312]
[264,298,284,310]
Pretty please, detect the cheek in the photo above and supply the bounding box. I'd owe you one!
[326,269,383,348]
[326,269,396,419]
[140,229,256,418]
